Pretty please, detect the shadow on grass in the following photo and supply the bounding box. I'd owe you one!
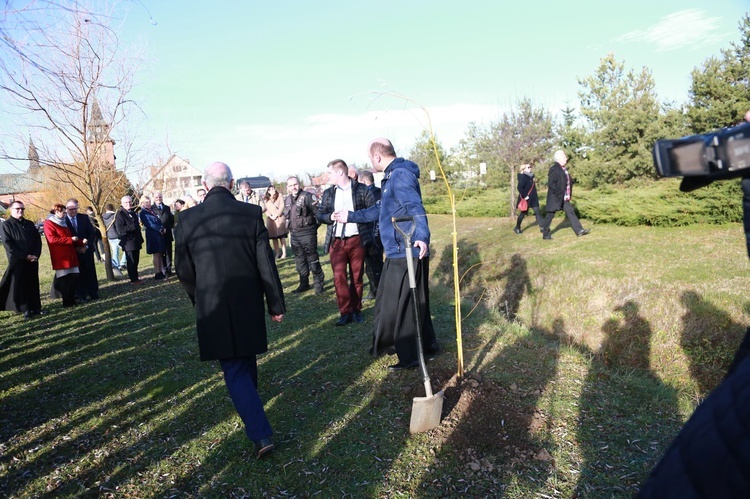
[573,300,681,497]
[679,290,746,395]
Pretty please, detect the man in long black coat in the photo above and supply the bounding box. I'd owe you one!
[0,201,42,319]
[541,150,590,240]
[152,191,175,275]
[65,199,99,300]
[175,161,285,459]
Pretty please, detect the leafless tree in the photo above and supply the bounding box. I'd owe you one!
[0,0,146,280]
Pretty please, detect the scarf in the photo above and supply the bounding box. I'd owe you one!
[47,214,67,227]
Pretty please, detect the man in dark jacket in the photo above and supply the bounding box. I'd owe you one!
[284,176,324,294]
[334,138,439,370]
[317,159,375,326]
[114,196,144,284]
[541,150,590,240]
[152,191,175,276]
[65,198,99,301]
[0,201,42,319]
[359,170,383,300]
[175,161,285,459]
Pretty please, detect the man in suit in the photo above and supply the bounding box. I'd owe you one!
[541,150,590,240]
[175,162,285,459]
[65,198,99,300]
[152,191,175,276]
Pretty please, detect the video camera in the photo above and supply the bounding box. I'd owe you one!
[653,121,750,191]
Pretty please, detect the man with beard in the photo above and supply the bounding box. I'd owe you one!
[0,201,42,319]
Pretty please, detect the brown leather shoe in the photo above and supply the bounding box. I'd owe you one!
[254,438,274,459]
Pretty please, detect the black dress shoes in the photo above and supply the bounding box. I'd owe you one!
[335,314,353,326]
[292,283,311,293]
[513,227,522,234]
[577,228,591,237]
[543,233,553,240]
[352,311,363,323]
[254,438,274,459]
[388,360,419,371]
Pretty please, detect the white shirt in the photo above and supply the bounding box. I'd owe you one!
[333,185,358,238]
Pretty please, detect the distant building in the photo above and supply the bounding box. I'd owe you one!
[1,98,118,220]
[0,138,45,217]
[146,154,203,204]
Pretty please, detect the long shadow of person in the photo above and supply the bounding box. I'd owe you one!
[575,300,680,496]
[433,237,481,295]
[496,253,532,321]
[679,290,746,395]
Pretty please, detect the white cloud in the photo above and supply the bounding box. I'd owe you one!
[616,9,725,52]
[227,103,502,180]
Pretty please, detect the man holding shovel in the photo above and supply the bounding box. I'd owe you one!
[333,138,439,370]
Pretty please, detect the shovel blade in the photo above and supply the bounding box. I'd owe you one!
[409,390,445,434]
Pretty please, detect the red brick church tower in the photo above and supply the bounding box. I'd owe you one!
[87,97,116,169]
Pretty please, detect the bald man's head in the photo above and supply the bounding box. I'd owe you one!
[553,150,568,167]
[203,162,234,190]
[368,138,396,172]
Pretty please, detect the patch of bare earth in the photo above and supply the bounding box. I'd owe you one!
[421,368,554,468]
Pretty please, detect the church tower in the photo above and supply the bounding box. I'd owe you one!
[28,137,41,175]
[87,97,116,169]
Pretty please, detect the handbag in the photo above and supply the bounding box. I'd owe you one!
[517,179,534,212]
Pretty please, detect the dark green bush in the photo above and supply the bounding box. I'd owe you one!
[422,178,743,226]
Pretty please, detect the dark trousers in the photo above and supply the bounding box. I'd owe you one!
[125,249,140,282]
[75,250,99,300]
[162,239,173,271]
[329,235,366,315]
[543,201,583,234]
[516,206,544,231]
[52,273,79,306]
[219,357,272,443]
[291,230,324,289]
[364,244,384,295]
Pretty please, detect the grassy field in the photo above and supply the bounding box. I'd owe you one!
[1,214,748,497]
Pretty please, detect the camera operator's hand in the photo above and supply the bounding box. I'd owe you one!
[746,109,750,123]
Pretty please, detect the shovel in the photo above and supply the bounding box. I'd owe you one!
[392,216,444,434]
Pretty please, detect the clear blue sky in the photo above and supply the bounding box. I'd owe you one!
[3,1,749,182]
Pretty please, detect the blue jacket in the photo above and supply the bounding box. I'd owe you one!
[348,158,430,259]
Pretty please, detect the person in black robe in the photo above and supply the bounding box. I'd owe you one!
[0,201,42,319]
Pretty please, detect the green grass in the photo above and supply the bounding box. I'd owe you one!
[1,215,748,497]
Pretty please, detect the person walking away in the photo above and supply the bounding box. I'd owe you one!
[175,161,285,459]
